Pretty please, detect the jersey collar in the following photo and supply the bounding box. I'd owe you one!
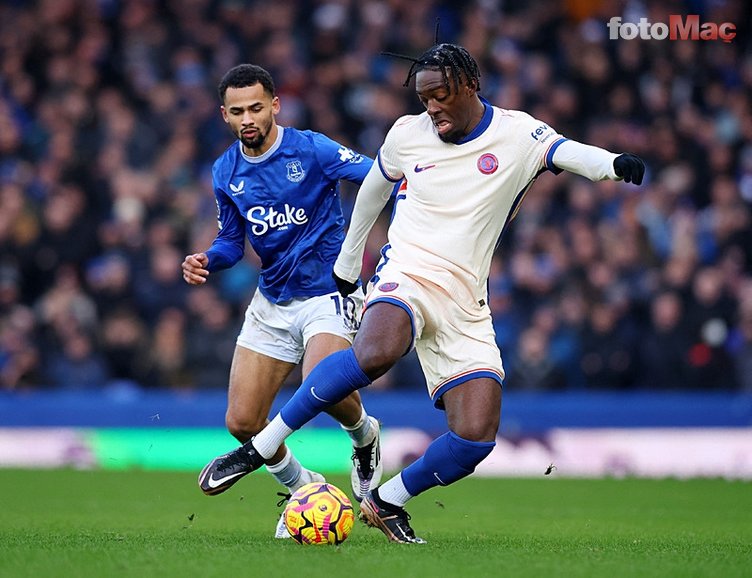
[456,97,493,145]
[239,125,285,163]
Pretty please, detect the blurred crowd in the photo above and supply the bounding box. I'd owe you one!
[0,0,751,393]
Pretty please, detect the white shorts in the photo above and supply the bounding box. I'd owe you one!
[237,288,364,364]
[366,269,504,408]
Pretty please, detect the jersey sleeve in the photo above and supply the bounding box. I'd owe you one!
[204,176,245,272]
[310,132,374,184]
[549,139,620,181]
[515,111,568,177]
[333,163,396,283]
[374,117,409,182]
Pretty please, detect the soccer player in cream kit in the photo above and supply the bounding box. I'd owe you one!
[199,46,645,543]
[186,65,383,538]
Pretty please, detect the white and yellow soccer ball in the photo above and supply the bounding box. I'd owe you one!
[283,482,355,545]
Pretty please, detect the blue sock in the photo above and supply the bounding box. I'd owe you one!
[401,431,495,496]
[280,348,370,429]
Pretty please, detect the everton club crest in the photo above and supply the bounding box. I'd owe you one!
[286,160,306,182]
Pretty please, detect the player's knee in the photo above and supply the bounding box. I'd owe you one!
[452,412,499,443]
[352,341,401,379]
[225,412,265,442]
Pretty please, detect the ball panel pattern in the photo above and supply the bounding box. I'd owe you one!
[283,482,354,545]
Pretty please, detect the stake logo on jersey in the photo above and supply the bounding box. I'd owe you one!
[207,127,373,304]
[247,203,308,235]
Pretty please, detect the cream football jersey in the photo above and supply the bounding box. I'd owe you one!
[375,100,566,309]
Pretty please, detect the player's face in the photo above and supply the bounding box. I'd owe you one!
[221,83,280,155]
[415,68,480,143]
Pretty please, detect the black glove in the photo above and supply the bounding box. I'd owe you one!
[333,272,359,297]
[613,153,645,185]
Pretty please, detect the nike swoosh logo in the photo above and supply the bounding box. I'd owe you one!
[207,471,245,489]
[433,472,446,485]
[310,386,331,403]
[414,163,436,173]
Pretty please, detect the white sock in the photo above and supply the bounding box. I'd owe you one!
[340,407,375,447]
[375,474,413,508]
[265,448,324,493]
[293,468,325,492]
[265,449,303,489]
[254,414,294,459]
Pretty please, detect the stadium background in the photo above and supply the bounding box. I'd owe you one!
[0,0,751,477]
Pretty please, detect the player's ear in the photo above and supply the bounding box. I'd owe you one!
[272,96,281,115]
[220,106,229,123]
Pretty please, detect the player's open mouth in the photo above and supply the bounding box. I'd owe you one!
[434,120,451,134]
[242,129,258,138]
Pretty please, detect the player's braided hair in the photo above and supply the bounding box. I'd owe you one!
[218,64,276,101]
[382,21,481,93]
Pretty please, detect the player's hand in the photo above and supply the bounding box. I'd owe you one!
[182,253,210,285]
[613,153,645,185]
[333,273,359,297]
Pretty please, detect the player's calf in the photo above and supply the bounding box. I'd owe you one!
[401,431,495,495]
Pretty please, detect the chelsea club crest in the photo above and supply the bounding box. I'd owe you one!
[286,160,306,183]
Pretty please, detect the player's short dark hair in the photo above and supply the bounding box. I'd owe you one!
[218,64,276,102]
[384,43,481,93]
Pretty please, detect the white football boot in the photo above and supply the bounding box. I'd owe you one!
[351,417,383,502]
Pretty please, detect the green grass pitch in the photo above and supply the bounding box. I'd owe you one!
[0,470,749,578]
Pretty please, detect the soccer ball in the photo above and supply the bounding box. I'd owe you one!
[283,482,354,545]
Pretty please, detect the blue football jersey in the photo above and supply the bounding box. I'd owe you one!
[205,127,373,303]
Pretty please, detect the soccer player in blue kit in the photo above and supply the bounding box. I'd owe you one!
[198,46,645,543]
[183,64,382,538]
